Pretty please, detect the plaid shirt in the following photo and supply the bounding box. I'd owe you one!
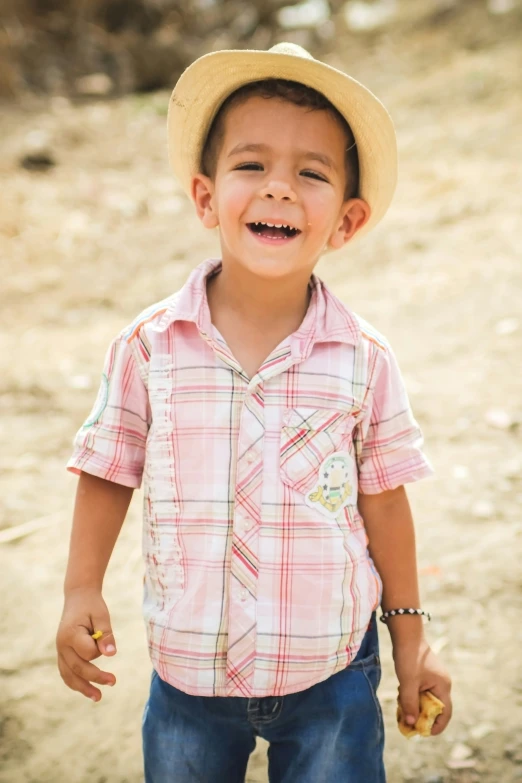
[68,259,432,697]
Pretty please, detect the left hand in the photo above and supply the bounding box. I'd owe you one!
[393,638,452,735]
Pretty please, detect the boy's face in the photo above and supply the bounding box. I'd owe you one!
[192,96,370,281]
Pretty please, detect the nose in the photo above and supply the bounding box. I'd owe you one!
[260,180,297,202]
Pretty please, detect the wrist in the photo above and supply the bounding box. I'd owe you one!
[386,614,427,648]
[64,561,105,595]
[63,582,103,597]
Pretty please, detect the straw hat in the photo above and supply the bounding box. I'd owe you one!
[168,42,397,237]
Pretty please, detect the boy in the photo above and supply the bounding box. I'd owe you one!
[57,43,452,782]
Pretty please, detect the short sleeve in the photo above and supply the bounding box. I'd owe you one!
[67,333,150,488]
[355,344,433,494]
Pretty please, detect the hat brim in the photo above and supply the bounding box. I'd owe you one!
[167,48,397,238]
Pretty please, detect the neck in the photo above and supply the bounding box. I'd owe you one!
[209,260,312,329]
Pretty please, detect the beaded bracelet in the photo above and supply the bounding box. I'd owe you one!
[379,608,431,624]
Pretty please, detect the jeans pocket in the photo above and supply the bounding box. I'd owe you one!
[347,650,379,670]
[361,661,384,732]
[142,670,158,729]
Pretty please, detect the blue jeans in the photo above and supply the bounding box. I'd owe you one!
[142,615,385,782]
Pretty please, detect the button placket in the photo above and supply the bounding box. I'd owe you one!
[226,388,265,695]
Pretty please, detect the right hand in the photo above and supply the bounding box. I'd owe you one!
[56,587,117,702]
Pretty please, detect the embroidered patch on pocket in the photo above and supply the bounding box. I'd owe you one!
[305,451,357,520]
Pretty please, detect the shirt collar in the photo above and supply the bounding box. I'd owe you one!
[155,258,218,338]
[155,259,361,353]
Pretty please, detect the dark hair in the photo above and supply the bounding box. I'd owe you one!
[200,79,359,200]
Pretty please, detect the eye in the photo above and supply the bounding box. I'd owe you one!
[301,170,328,182]
[235,162,263,171]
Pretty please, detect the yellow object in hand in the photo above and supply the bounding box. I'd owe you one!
[91,630,103,640]
[397,691,444,738]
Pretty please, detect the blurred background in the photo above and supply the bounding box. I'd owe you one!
[0,1,521,781]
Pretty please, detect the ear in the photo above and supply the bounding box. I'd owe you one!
[328,198,371,249]
[191,174,219,229]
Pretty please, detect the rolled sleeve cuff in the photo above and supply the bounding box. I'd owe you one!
[67,450,143,489]
[358,453,434,495]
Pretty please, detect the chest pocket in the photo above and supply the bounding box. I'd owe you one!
[280,407,358,494]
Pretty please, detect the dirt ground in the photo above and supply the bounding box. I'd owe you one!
[1,6,522,783]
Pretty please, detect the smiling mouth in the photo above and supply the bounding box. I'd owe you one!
[247,221,301,240]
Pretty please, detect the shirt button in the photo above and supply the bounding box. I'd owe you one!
[246,451,255,464]
[240,588,248,602]
[243,519,253,532]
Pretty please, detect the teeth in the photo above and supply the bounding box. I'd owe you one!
[254,221,294,229]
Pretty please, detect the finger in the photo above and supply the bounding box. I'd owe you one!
[427,684,453,735]
[61,647,116,688]
[73,629,104,661]
[58,653,102,702]
[92,628,117,656]
[431,707,452,735]
[398,682,421,726]
[431,694,453,737]
[90,614,117,656]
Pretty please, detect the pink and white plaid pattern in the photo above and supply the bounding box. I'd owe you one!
[68,259,432,697]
